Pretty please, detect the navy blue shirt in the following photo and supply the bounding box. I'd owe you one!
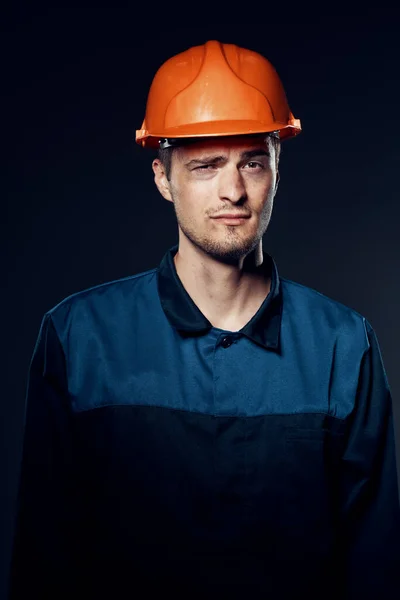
[9,243,400,598]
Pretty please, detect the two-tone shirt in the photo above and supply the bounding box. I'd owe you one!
[9,243,400,599]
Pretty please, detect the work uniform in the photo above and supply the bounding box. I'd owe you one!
[9,243,400,598]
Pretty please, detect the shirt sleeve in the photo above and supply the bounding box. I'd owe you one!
[339,319,400,598]
[8,313,82,599]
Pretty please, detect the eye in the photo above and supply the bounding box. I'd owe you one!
[245,161,264,170]
[193,161,265,172]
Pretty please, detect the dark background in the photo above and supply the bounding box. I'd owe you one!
[3,9,400,598]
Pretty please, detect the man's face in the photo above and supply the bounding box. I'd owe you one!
[152,135,280,265]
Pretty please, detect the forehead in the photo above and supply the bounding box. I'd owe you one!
[175,134,270,158]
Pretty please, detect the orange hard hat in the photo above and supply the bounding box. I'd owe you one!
[136,40,301,149]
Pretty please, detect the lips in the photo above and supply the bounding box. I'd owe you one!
[213,214,250,218]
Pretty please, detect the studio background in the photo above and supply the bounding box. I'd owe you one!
[3,11,400,599]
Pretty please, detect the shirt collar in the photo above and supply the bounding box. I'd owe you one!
[156,244,282,351]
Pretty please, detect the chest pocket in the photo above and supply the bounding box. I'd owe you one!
[283,426,344,553]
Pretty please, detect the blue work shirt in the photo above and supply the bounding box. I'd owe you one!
[9,243,400,598]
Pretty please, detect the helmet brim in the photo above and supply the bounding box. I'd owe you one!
[136,119,301,148]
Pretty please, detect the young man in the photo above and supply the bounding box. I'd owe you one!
[9,40,400,599]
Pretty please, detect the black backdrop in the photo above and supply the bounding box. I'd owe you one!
[3,10,400,598]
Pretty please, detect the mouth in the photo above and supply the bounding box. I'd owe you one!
[213,214,250,219]
[212,216,250,225]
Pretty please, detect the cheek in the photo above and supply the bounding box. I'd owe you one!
[172,187,203,220]
[263,173,278,198]
[246,177,275,203]
[178,180,214,208]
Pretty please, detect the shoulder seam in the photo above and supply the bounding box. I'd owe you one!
[47,267,158,314]
[280,276,366,320]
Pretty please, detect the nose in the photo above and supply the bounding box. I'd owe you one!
[217,164,247,202]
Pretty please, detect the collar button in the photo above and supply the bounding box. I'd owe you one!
[221,336,233,348]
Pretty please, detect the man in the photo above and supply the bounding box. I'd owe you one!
[9,40,400,599]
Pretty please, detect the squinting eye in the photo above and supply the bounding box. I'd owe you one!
[194,162,264,171]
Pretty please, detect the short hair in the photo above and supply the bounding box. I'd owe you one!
[157,135,281,181]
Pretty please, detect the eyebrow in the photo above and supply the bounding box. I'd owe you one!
[184,148,270,168]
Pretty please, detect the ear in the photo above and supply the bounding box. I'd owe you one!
[152,159,173,202]
[274,170,280,195]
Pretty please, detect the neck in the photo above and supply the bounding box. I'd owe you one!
[173,244,271,329]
